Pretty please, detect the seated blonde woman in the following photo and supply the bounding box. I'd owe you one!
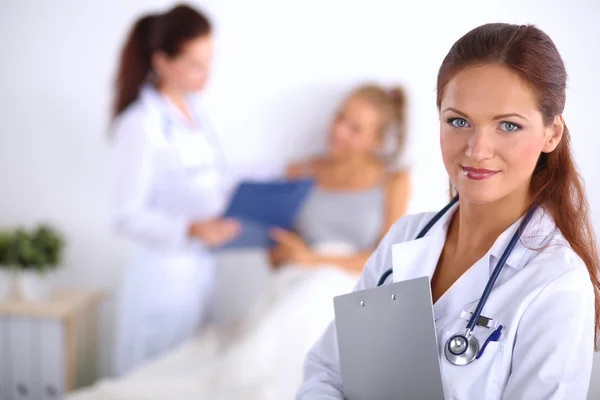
[270,84,411,273]
[67,84,412,400]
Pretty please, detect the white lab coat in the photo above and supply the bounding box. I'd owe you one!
[297,202,595,399]
[111,84,229,376]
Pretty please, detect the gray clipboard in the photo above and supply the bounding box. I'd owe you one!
[334,276,445,400]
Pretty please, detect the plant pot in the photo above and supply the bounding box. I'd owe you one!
[0,267,15,301]
[18,269,57,302]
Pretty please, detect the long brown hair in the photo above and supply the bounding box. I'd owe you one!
[113,4,211,117]
[437,23,600,349]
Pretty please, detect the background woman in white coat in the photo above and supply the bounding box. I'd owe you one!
[111,4,240,376]
[297,23,600,399]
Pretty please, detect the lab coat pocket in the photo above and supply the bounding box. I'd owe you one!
[439,328,504,400]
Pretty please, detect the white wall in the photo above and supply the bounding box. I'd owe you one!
[1,0,599,394]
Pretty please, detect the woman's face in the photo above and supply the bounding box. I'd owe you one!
[328,95,383,159]
[439,64,562,205]
[154,35,214,93]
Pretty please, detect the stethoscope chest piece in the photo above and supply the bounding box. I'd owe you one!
[445,332,480,366]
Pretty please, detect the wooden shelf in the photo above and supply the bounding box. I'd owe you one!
[0,287,105,395]
[0,288,104,319]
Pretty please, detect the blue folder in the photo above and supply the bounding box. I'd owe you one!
[217,178,315,250]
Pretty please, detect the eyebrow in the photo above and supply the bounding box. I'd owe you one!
[442,107,529,122]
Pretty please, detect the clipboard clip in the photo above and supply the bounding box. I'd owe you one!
[359,293,398,307]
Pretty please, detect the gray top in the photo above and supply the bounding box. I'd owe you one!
[294,185,385,251]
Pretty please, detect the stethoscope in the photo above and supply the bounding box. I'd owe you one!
[376,197,537,366]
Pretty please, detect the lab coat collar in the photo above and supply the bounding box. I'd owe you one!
[391,201,457,288]
[140,83,166,110]
[391,201,557,322]
[139,84,202,129]
[487,206,557,272]
[415,201,557,274]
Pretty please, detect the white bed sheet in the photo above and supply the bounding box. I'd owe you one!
[67,250,359,400]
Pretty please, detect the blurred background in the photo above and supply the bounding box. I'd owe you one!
[0,0,599,398]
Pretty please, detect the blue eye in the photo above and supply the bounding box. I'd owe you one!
[447,118,470,128]
[499,121,521,132]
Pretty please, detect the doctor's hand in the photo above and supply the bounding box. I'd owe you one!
[269,227,315,266]
[188,218,241,247]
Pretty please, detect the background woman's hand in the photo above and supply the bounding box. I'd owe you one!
[189,218,241,247]
[269,227,315,266]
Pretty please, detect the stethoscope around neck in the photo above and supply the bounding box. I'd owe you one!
[377,197,537,366]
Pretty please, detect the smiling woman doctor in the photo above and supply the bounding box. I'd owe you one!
[110,5,240,375]
[296,23,600,400]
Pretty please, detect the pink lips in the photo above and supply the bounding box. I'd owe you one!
[461,166,499,180]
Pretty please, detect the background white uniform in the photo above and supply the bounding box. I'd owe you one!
[111,84,229,376]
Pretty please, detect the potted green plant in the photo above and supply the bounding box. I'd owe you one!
[0,229,16,301]
[15,224,65,301]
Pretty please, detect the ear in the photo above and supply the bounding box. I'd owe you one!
[542,114,564,153]
[151,51,169,79]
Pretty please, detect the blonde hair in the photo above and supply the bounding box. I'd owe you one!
[350,84,408,168]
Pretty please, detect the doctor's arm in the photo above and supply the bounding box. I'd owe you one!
[111,120,237,248]
[502,268,595,399]
[296,234,391,399]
